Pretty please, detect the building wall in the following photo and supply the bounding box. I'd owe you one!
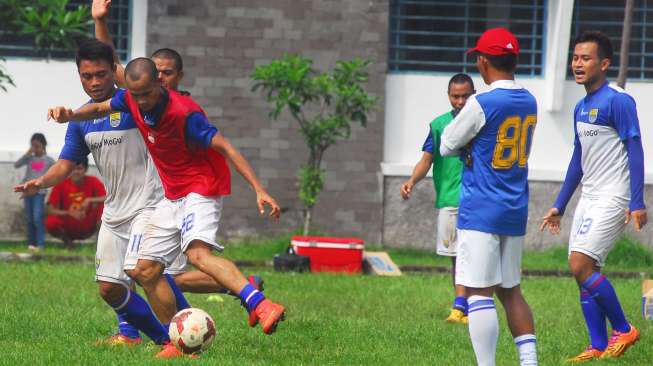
[146,0,389,242]
[383,178,653,251]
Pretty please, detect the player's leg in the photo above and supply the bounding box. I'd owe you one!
[565,197,608,361]
[495,235,537,366]
[568,198,638,359]
[32,193,46,249]
[95,223,168,346]
[457,229,502,366]
[181,194,285,334]
[24,195,36,249]
[123,206,180,326]
[439,208,468,323]
[128,259,177,324]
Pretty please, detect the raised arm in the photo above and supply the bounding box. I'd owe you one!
[48,99,112,123]
[13,148,32,168]
[92,0,126,87]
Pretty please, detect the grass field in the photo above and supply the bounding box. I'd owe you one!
[2,237,653,365]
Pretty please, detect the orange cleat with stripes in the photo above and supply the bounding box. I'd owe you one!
[600,325,639,359]
[566,346,603,363]
[248,299,286,334]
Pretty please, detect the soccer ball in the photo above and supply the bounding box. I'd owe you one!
[168,308,216,354]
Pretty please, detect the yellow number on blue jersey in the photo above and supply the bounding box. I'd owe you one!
[492,114,537,169]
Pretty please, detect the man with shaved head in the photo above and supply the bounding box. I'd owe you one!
[49,57,287,357]
[90,1,266,347]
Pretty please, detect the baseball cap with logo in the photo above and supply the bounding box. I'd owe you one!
[467,28,520,56]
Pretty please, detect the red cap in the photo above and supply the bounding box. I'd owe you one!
[467,28,520,56]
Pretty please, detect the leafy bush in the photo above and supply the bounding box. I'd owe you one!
[252,55,378,235]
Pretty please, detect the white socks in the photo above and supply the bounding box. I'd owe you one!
[514,334,538,366]
[468,295,499,366]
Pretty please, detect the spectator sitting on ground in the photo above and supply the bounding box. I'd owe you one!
[45,156,106,249]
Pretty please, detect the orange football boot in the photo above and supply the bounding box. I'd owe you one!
[96,333,142,347]
[566,346,603,363]
[248,299,286,334]
[600,325,639,358]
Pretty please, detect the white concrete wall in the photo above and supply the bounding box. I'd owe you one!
[382,74,653,182]
[0,59,86,163]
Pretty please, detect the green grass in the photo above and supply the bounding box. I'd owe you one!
[2,235,653,274]
[1,262,652,365]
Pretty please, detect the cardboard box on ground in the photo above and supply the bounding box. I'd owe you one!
[363,252,402,276]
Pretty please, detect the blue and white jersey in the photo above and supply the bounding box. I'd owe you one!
[574,82,640,203]
[59,107,163,229]
[440,80,537,236]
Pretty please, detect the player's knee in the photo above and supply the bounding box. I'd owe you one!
[568,260,592,281]
[185,243,211,269]
[98,281,126,304]
[129,261,164,287]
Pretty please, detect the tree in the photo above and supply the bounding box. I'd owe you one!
[12,0,91,55]
[252,55,378,235]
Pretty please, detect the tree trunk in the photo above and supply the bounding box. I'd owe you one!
[617,0,634,88]
[302,206,312,236]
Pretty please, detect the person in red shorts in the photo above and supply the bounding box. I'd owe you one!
[46,156,106,248]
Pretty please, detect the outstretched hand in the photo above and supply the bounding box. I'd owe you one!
[540,207,561,235]
[256,190,281,219]
[625,208,647,232]
[92,0,111,20]
[13,179,42,198]
[47,107,74,123]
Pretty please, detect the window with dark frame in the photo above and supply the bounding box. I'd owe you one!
[568,0,653,81]
[0,0,131,61]
[388,0,546,76]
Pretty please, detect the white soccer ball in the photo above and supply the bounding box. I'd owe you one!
[168,308,217,354]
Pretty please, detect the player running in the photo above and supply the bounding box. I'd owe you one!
[92,0,264,326]
[16,39,174,350]
[48,58,286,358]
[440,28,538,366]
[400,73,475,324]
[541,30,645,362]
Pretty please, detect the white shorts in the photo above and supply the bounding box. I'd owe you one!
[165,254,188,275]
[455,229,523,289]
[436,207,458,257]
[569,196,627,267]
[95,211,152,285]
[130,193,224,268]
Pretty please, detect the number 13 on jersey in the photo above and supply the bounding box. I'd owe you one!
[492,115,537,169]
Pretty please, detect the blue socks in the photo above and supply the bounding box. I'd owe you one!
[453,296,469,315]
[581,272,630,333]
[116,313,140,339]
[165,274,191,311]
[580,290,608,350]
[239,283,265,313]
[111,288,170,345]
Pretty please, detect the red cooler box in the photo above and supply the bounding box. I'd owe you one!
[291,236,364,273]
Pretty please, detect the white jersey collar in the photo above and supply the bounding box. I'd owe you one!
[489,79,522,90]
